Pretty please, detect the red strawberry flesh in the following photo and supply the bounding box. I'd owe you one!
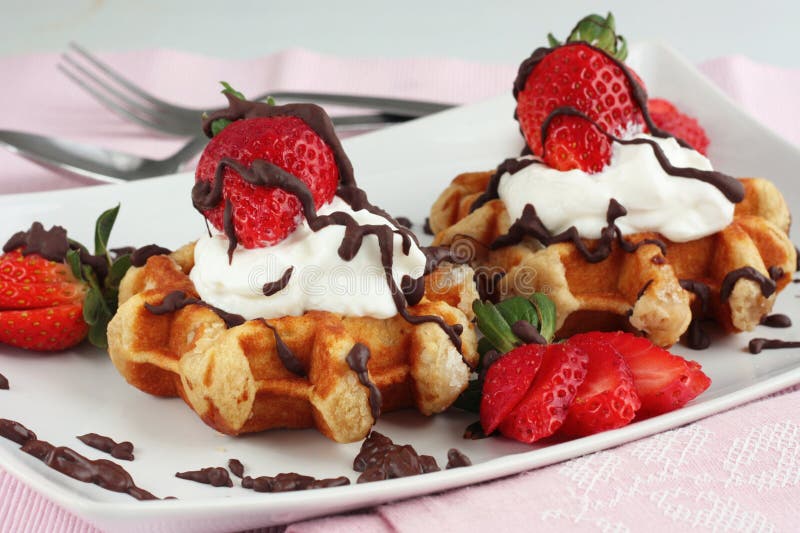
[480,344,545,434]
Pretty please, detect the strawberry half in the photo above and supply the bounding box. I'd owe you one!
[515,42,645,173]
[480,344,545,435]
[195,112,339,249]
[596,331,711,418]
[0,303,88,351]
[498,343,589,443]
[647,98,710,155]
[558,334,641,436]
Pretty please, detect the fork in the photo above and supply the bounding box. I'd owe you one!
[59,43,455,137]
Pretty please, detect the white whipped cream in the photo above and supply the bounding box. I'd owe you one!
[497,134,734,242]
[190,196,428,320]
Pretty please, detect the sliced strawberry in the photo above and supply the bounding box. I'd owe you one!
[0,249,75,284]
[542,114,613,173]
[647,98,709,155]
[559,334,641,436]
[196,114,339,248]
[0,303,88,352]
[498,343,588,443]
[480,344,545,434]
[597,331,711,418]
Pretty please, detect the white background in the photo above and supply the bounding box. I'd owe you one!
[3,0,798,66]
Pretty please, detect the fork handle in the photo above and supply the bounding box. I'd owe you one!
[251,92,454,118]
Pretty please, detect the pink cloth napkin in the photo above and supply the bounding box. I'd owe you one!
[1,49,800,533]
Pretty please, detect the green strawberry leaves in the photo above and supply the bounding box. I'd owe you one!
[207,83,277,137]
[69,205,134,349]
[548,12,628,61]
[456,293,558,413]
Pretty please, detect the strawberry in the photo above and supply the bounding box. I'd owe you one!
[515,43,645,173]
[0,249,75,284]
[498,343,589,443]
[647,98,710,155]
[0,303,88,351]
[592,331,711,418]
[558,334,640,436]
[480,344,544,434]
[195,101,339,248]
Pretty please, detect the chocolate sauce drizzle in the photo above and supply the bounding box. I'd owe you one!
[345,343,382,421]
[446,448,472,469]
[192,157,463,352]
[242,472,350,492]
[228,458,245,478]
[130,244,172,268]
[679,279,713,350]
[395,216,412,229]
[261,320,306,377]
[760,314,792,328]
[748,338,800,354]
[463,420,491,440]
[262,266,293,296]
[176,467,233,487]
[0,419,158,500]
[77,433,134,461]
[353,431,440,483]
[0,372,8,390]
[769,266,785,281]
[685,319,711,350]
[3,222,70,262]
[423,217,434,236]
[145,290,245,329]
[470,157,539,213]
[720,267,776,302]
[680,280,711,315]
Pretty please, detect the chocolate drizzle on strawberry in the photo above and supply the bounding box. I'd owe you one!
[262,267,294,296]
[3,222,70,262]
[192,157,464,352]
[145,290,245,328]
[0,419,159,500]
[720,267,776,301]
[202,95,355,187]
[346,343,382,421]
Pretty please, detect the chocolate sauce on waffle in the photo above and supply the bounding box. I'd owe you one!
[130,245,172,267]
[144,290,245,328]
[262,266,293,296]
[176,467,233,487]
[760,314,792,328]
[679,280,711,315]
[769,266,785,281]
[0,419,159,500]
[77,433,134,461]
[353,431,440,483]
[720,267,776,301]
[346,343,382,420]
[748,338,800,354]
[0,372,8,390]
[261,320,306,377]
[471,157,539,212]
[242,473,350,492]
[423,217,434,236]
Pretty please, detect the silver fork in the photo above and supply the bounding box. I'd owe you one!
[59,43,454,137]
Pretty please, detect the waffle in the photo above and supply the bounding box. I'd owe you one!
[430,172,795,347]
[108,244,479,443]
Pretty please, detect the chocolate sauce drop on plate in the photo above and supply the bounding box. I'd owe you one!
[0,372,8,390]
[77,433,134,461]
[228,458,245,478]
[353,431,440,483]
[176,467,233,487]
[748,338,800,354]
[242,473,350,492]
[760,314,792,328]
[446,448,472,469]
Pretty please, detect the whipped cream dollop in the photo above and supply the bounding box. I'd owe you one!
[497,134,734,242]
[190,196,427,320]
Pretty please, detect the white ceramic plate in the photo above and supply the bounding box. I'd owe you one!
[2,42,800,533]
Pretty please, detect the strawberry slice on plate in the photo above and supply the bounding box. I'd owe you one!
[559,333,641,436]
[647,98,710,155]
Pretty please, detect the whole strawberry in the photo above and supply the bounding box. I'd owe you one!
[648,98,710,155]
[515,13,646,173]
[194,86,340,249]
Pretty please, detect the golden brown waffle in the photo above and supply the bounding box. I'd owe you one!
[108,244,479,443]
[430,172,795,347]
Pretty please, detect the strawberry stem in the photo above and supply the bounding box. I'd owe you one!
[548,12,628,61]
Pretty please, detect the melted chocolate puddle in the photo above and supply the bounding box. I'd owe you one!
[0,419,159,500]
[446,448,472,469]
[749,338,800,354]
[0,372,8,390]
[228,458,245,478]
[353,431,440,483]
[77,433,134,461]
[760,314,792,328]
[345,344,382,421]
[176,467,233,487]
